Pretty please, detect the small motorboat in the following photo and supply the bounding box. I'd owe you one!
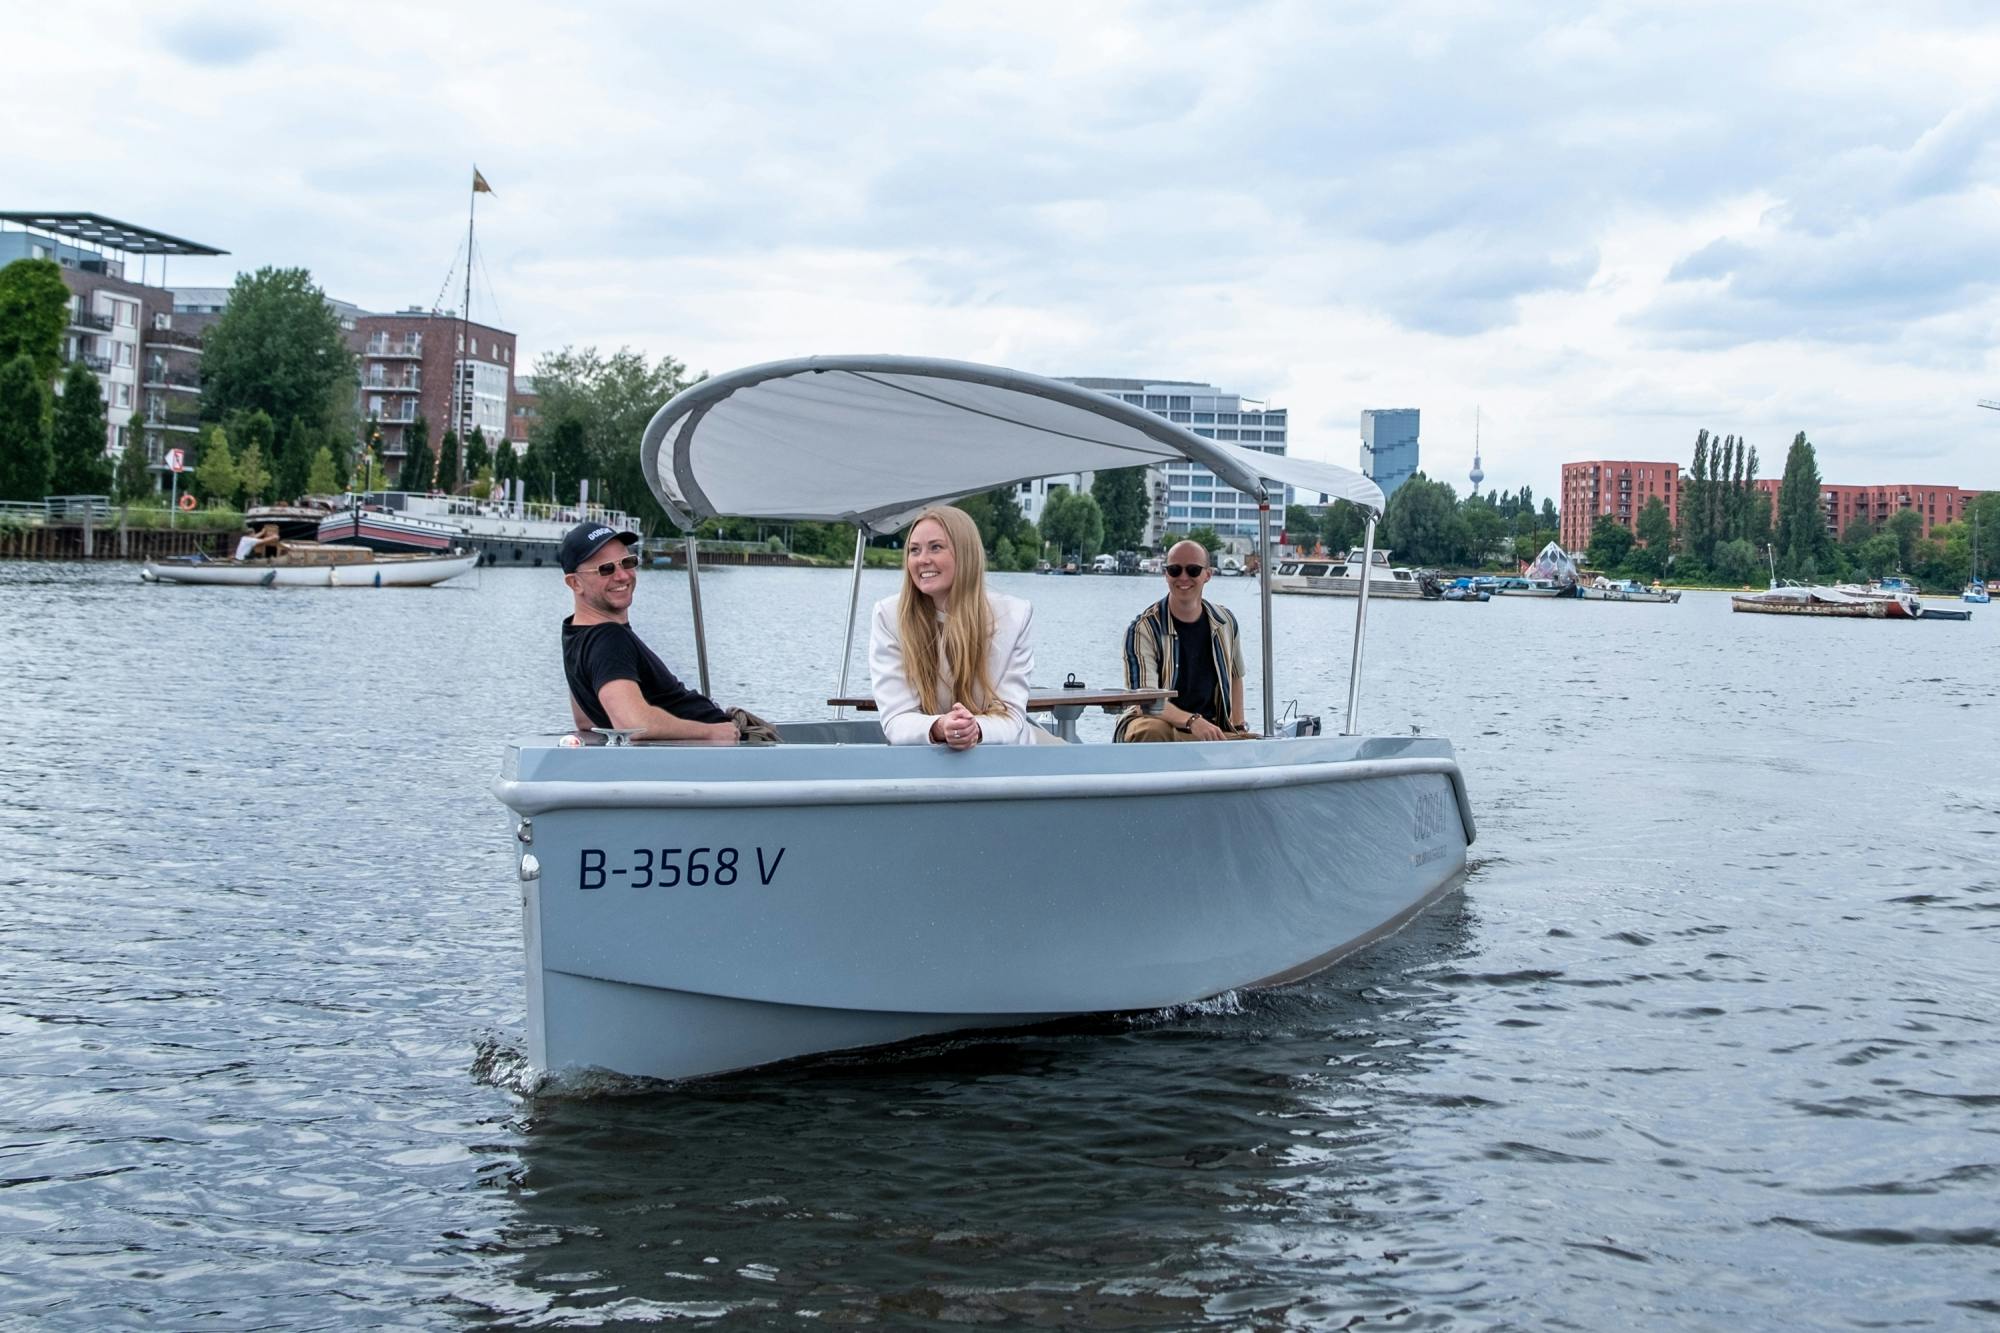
[142,542,478,587]
[495,355,1477,1085]
[1731,582,1888,618]
[1578,577,1680,603]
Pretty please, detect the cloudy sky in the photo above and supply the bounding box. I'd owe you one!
[11,1,2000,495]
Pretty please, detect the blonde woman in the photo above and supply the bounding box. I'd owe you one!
[869,504,1037,747]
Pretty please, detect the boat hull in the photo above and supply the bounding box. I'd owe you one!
[1579,587,1680,603]
[1731,594,1884,617]
[495,733,1474,1083]
[1270,577,1426,598]
[141,551,478,587]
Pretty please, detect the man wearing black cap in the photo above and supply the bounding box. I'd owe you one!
[560,522,738,744]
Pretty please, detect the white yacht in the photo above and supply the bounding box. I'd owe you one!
[1270,547,1426,598]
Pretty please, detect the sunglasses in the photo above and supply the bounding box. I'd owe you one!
[584,554,641,577]
[1164,563,1209,578]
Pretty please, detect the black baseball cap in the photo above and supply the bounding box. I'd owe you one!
[559,521,641,573]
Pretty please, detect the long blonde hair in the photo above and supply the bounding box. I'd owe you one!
[896,504,1003,716]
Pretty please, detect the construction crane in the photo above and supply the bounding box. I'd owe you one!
[1980,400,2000,411]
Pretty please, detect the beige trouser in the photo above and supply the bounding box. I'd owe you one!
[1118,715,1259,743]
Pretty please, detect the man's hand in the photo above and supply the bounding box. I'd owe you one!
[1188,715,1228,742]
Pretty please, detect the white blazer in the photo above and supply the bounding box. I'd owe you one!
[869,590,1036,745]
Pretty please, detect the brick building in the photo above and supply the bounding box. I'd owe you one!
[508,375,540,454]
[1559,459,1679,553]
[352,309,516,471]
[1751,480,1980,541]
[0,212,227,484]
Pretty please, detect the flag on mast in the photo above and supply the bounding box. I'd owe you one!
[472,167,494,195]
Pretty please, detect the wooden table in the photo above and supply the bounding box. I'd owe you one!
[826,687,1173,742]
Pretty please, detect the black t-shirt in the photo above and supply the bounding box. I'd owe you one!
[562,617,728,729]
[1170,610,1221,724]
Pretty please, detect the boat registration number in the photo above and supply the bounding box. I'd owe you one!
[577,846,786,890]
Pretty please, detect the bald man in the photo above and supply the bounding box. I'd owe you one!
[1114,540,1256,742]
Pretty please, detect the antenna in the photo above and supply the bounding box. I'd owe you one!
[1468,405,1484,491]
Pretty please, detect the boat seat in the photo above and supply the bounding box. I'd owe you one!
[767,719,888,745]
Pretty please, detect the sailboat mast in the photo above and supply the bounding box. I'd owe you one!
[456,175,477,492]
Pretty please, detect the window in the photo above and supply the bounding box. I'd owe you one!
[1194,412,1214,424]
[1169,411,1191,423]
[1218,413,1238,425]
[116,343,133,367]
[116,301,136,326]
[114,383,131,407]
[1190,507,1214,519]
[1168,504,1189,518]
[1169,396,1190,410]
[1217,429,1238,440]
[1143,395,1167,410]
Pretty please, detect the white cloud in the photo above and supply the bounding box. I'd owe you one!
[5,0,1999,494]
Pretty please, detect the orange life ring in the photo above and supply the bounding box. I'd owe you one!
[178,493,197,511]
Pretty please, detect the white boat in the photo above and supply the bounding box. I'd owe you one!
[1731,581,1887,618]
[1829,579,1922,619]
[492,356,1477,1085]
[1270,547,1426,598]
[1578,577,1681,604]
[1503,578,1574,597]
[142,544,478,587]
[321,491,642,567]
[1966,515,1989,603]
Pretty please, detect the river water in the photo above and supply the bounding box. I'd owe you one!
[1,561,1994,1329]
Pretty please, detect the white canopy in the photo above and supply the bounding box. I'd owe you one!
[640,355,1384,532]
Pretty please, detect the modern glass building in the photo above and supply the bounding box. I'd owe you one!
[1055,378,1290,550]
[1360,408,1420,501]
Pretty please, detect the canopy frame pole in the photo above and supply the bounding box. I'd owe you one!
[684,532,711,697]
[1256,502,1276,737]
[833,527,867,717]
[1343,516,1377,736]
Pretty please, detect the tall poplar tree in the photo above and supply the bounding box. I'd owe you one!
[0,258,70,383]
[0,352,54,499]
[1090,466,1151,551]
[1773,432,1830,576]
[436,429,460,493]
[49,361,112,494]
[397,414,431,492]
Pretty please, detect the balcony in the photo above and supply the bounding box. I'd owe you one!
[143,364,201,392]
[363,371,422,392]
[69,308,112,333]
[145,398,202,432]
[366,337,423,358]
[65,349,113,374]
[144,326,203,352]
[375,402,419,424]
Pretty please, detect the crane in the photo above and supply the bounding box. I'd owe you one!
[1980,400,2000,411]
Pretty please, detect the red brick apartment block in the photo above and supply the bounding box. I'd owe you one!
[350,311,516,466]
[1559,460,1679,553]
[1750,481,1981,541]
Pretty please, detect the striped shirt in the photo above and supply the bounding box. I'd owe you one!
[1119,597,1245,731]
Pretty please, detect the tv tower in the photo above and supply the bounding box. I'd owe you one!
[1468,406,1485,491]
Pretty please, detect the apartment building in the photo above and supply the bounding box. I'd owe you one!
[1559,459,1680,552]
[0,212,227,478]
[1750,480,1980,541]
[352,310,516,470]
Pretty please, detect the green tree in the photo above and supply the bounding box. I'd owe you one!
[193,425,239,505]
[1713,537,1760,584]
[545,416,589,503]
[272,416,310,499]
[397,414,431,492]
[1882,508,1923,572]
[1379,473,1458,565]
[0,352,54,499]
[1459,497,1506,565]
[1185,526,1224,556]
[1773,431,1832,578]
[436,429,460,493]
[1284,504,1317,547]
[1320,499,1367,554]
[1636,496,1672,555]
[531,346,697,524]
[464,424,490,481]
[49,360,111,494]
[115,411,152,503]
[236,438,270,507]
[1038,486,1104,560]
[199,267,357,435]
[1586,513,1635,570]
[1091,466,1150,551]
[0,258,70,383]
[306,445,339,496]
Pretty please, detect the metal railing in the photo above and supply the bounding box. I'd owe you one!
[0,496,116,525]
[145,327,203,351]
[69,309,112,332]
[363,373,422,391]
[143,366,201,390]
[366,338,423,357]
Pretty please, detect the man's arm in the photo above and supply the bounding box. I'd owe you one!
[569,696,595,732]
[597,679,737,743]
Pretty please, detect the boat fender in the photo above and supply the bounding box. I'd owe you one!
[373,570,383,588]
[259,569,277,588]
